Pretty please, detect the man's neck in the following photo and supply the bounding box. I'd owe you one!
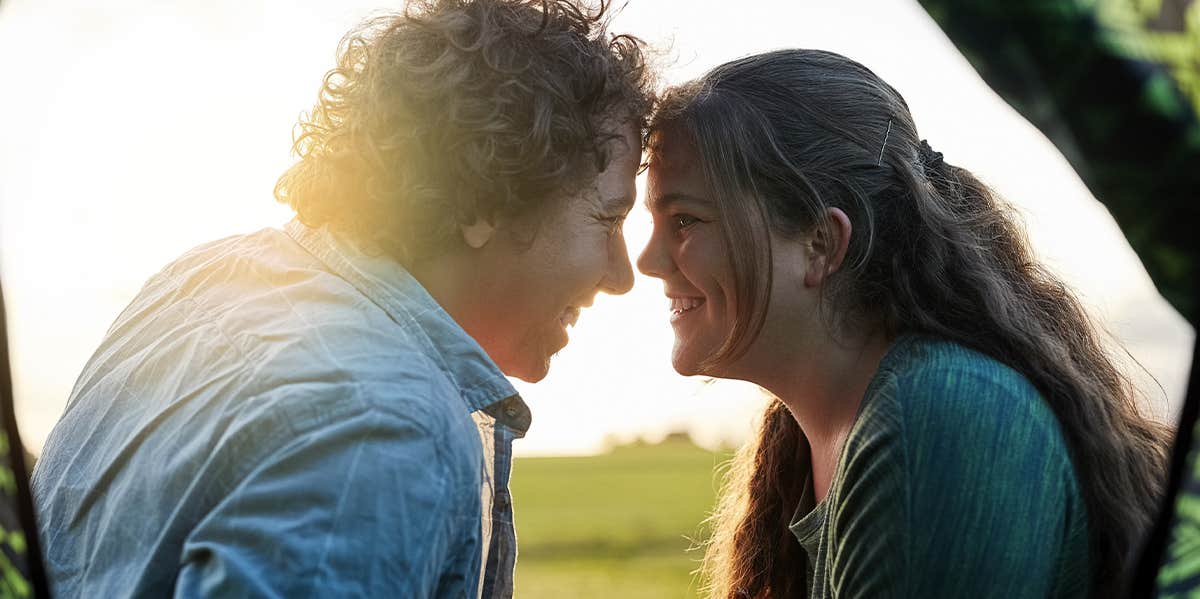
[408,250,487,329]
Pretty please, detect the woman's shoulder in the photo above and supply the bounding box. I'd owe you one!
[881,333,1038,391]
[833,343,1089,598]
[850,333,1075,482]
[843,331,1084,511]
[867,334,1055,430]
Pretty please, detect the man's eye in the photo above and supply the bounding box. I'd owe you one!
[605,216,626,234]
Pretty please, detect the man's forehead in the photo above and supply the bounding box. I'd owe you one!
[593,125,640,212]
[573,179,634,212]
[599,120,643,166]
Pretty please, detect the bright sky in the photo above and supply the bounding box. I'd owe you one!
[0,0,1193,456]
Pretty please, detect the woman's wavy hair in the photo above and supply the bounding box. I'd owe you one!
[647,49,1171,598]
[275,0,655,263]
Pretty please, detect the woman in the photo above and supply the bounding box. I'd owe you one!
[637,49,1169,598]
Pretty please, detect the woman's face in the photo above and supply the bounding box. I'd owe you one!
[637,133,826,379]
[636,136,740,376]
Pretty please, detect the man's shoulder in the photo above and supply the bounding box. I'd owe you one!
[261,371,478,458]
[61,225,483,481]
[105,225,459,397]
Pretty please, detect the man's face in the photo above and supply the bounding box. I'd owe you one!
[465,124,639,382]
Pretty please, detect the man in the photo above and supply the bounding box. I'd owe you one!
[31,0,653,596]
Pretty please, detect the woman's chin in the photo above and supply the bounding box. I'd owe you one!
[670,345,704,377]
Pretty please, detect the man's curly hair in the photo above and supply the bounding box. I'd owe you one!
[275,0,655,263]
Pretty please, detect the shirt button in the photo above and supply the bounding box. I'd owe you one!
[496,493,511,508]
[504,405,518,418]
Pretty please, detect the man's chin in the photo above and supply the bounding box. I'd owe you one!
[500,328,571,382]
[503,355,553,383]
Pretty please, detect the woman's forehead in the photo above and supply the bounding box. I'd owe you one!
[648,126,698,168]
[647,153,712,213]
[649,135,706,192]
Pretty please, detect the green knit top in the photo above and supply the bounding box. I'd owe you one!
[789,334,1091,598]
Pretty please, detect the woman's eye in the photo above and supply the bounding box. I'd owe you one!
[673,214,698,229]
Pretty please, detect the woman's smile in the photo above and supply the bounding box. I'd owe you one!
[669,296,706,324]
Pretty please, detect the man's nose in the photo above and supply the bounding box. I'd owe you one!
[602,234,635,295]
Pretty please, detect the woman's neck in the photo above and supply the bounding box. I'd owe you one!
[751,330,893,502]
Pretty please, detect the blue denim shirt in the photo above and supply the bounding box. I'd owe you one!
[31,220,530,598]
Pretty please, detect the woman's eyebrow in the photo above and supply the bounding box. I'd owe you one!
[645,192,712,212]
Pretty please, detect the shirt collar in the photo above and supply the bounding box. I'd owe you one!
[284,219,529,435]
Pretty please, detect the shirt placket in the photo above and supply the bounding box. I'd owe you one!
[479,424,516,599]
[478,396,529,599]
[471,411,497,599]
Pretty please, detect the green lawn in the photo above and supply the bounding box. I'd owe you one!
[510,440,731,598]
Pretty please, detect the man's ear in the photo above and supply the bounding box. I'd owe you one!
[803,207,853,288]
[460,219,497,249]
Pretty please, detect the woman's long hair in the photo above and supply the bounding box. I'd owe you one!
[648,49,1171,598]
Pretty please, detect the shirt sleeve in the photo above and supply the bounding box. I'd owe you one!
[172,407,474,599]
[828,368,1083,598]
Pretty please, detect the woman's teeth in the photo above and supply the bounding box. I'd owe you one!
[670,297,703,316]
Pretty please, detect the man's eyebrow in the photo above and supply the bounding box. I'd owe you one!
[644,192,712,212]
[603,193,636,214]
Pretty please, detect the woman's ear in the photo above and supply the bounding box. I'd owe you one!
[460,219,497,249]
[803,207,853,288]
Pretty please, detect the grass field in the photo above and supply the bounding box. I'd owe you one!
[510,439,731,598]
